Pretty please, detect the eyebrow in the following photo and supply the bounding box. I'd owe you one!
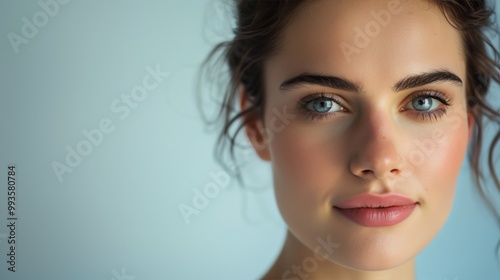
[279,72,361,92]
[393,70,463,91]
[279,70,463,93]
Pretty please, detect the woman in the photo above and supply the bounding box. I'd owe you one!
[201,0,500,279]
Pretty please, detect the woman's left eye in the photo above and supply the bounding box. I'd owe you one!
[405,96,440,111]
[402,91,453,121]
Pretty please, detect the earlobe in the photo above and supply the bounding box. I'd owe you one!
[238,84,271,162]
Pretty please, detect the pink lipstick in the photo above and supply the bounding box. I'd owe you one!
[333,194,418,227]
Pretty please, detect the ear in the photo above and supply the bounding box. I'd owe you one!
[238,84,271,161]
[467,111,475,144]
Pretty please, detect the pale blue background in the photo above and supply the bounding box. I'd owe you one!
[0,0,499,279]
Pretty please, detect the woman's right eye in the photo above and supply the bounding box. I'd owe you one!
[305,97,343,114]
[296,93,348,121]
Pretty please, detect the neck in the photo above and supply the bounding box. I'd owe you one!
[261,230,416,280]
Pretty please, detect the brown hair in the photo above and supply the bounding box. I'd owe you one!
[199,0,500,252]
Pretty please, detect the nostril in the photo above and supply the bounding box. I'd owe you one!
[361,170,372,176]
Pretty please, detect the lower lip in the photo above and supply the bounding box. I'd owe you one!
[334,204,417,227]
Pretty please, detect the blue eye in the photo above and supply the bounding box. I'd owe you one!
[402,90,453,122]
[408,96,439,111]
[296,93,346,121]
[306,98,342,113]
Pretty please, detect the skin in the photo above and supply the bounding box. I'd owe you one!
[240,0,474,279]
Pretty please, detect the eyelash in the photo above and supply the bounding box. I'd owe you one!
[296,93,345,121]
[296,90,454,122]
[402,90,453,121]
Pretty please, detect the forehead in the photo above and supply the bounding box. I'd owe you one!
[264,0,465,90]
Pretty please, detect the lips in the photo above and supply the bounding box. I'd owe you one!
[333,194,418,227]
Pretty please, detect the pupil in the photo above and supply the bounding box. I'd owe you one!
[314,99,332,112]
[414,97,432,111]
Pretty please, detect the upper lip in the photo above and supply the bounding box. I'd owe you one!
[334,193,417,209]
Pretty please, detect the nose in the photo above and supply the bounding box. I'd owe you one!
[349,110,404,180]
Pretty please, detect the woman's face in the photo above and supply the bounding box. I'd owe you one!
[247,0,473,271]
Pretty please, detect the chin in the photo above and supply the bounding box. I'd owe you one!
[296,220,432,273]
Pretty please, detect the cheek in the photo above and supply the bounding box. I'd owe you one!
[271,128,339,186]
[403,115,470,228]
[268,122,349,223]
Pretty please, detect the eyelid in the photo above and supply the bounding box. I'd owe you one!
[399,89,453,122]
[402,89,453,108]
[298,92,345,107]
[296,92,348,121]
